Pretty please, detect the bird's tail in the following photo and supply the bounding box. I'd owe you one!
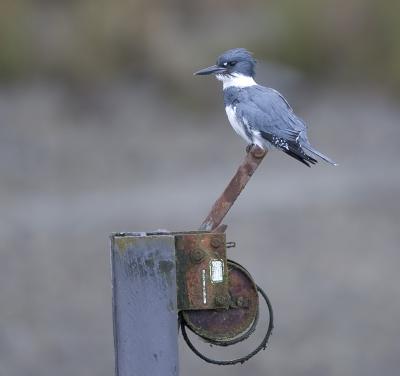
[302,144,338,166]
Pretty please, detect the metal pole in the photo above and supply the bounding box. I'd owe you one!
[200,145,267,231]
[111,233,179,376]
[110,146,267,375]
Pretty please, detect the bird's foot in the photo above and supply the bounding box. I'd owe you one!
[246,143,255,153]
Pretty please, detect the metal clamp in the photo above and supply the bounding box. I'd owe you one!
[175,232,229,310]
[175,231,273,361]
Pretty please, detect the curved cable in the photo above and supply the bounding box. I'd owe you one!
[180,285,274,365]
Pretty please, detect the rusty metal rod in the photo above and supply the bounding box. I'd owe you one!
[199,145,267,231]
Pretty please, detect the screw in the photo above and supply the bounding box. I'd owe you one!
[215,295,228,307]
[210,237,221,248]
[190,248,205,263]
[252,147,266,159]
[236,296,249,308]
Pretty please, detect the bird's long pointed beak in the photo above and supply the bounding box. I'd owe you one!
[193,65,226,76]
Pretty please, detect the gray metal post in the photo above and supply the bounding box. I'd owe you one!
[111,233,178,376]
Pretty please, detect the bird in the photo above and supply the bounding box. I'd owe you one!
[194,48,337,167]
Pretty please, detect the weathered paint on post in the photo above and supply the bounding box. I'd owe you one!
[111,234,178,376]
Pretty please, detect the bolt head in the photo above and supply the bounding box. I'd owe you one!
[215,295,228,306]
[236,296,249,308]
[252,147,266,159]
[210,237,221,248]
[191,248,205,263]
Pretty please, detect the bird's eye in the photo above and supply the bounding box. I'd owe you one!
[222,62,228,67]
[228,61,237,67]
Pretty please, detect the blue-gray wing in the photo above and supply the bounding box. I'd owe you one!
[231,86,336,167]
[235,86,319,166]
[235,86,308,142]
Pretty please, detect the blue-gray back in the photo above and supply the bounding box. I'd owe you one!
[224,85,309,143]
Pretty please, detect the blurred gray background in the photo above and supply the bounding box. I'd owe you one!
[1,1,399,375]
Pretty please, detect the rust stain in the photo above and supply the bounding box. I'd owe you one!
[199,145,267,231]
[182,260,259,341]
[176,232,228,311]
[113,236,135,255]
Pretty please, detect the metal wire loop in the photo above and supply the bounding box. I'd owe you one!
[180,285,274,365]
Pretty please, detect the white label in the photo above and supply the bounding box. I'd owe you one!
[202,269,207,304]
[210,260,224,283]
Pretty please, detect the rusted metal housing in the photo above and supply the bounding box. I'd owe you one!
[110,145,271,370]
[176,232,229,310]
[182,260,259,342]
[175,231,260,342]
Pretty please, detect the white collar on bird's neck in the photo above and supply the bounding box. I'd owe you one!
[216,73,257,90]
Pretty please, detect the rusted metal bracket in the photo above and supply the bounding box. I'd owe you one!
[111,146,271,372]
[181,260,259,343]
[175,232,229,311]
[175,146,267,311]
[199,145,267,231]
[175,231,262,347]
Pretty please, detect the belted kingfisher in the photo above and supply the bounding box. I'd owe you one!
[194,48,337,167]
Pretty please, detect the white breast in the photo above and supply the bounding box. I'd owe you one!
[225,105,252,144]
